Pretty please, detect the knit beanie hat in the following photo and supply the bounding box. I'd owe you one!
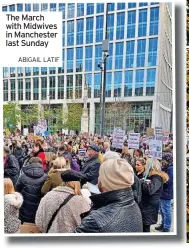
[99,158,134,191]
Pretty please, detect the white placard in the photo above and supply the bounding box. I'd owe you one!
[78,148,87,160]
[128,133,140,149]
[149,136,162,160]
[112,127,125,149]
[34,120,47,136]
[23,128,28,136]
[163,134,169,145]
[155,127,163,135]
[0,12,62,66]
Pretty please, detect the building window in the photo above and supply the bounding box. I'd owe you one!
[148,38,158,66]
[17,67,23,77]
[41,67,47,75]
[67,49,74,73]
[87,4,94,15]
[94,73,101,98]
[49,67,56,74]
[33,78,39,100]
[2,6,7,12]
[146,69,156,96]
[135,70,144,96]
[77,3,84,17]
[150,7,159,35]
[49,76,55,99]
[85,46,93,72]
[25,78,31,100]
[86,18,94,44]
[59,3,65,19]
[128,3,136,8]
[75,75,83,99]
[58,50,64,73]
[10,80,16,101]
[41,77,47,100]
[151,2,159,5]
[106,73,112,97]
[107,43,113,70]
[96,16,104,42]
[41,3,48,11]
[115,42,124,69]
[85,74,92,98]
[124,71,133,96]
[77,19,84,45]
[116,13,125,40]
[18,79,23,101]
[50,3,56,11]
[67,21,74,46]
[114,72,122,97]
[58,76,64,99]
[107,14,114,41]
[126,41,135,68]
[33,4,39,12]
[25,67,31,77]
[117,3,125,10]
[137,39,146,67]
[62,22,65,47]
[139,3,148,7]
[3,80,8,102]
[76,47,83,72]
[3,68,9,78]
[95,45,102,71]
[127,11,136,38]
[108,3,114,11]
[25,4,31,11]
[9,5,15,12]
[33,67,39,76]
[17,4,23,11]
[67,3,75,19]
[138,9,147,37]
[10,67,16,77]
[67,75,73,99]
[96,3,104,13]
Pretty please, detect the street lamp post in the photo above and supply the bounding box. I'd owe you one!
[48,94,51,133]
[98,63,103,135]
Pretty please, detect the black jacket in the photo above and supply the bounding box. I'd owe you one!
[139,171,169,226]
[75,188,143,233]
[4,155,20,186]
[15,163,47,223]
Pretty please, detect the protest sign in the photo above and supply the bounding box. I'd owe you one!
[112,128,125,149]
[149,136,162,160]
[78,148,87,160]
[155,127,163,135]
[146,128,154,137]
[128,133,140,149]
[163,133,169,145]
[34,120,47,136]
[23,128,28,136]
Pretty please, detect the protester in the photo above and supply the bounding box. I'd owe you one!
[135,158,146,179]
[33,141,46,171]
[45,152,57,173]
[16,157,47,223]
[140,158,169,232]
[74,158,143,232]
[4,178,23,234]
[121,145,132,164]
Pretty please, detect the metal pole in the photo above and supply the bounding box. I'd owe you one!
[101,3,109,138]
[48,95,50,133]
[99,67,103,135]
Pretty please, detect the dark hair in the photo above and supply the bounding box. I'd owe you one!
[59,145,67,152]
[34,141,43,151]
[136,149,143,157]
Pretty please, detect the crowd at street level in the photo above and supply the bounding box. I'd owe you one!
[4,132,173,233]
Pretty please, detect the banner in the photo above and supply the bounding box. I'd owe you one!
[163,134,169,145]
[23,128,28,136]
[112,128,125,149]
[128,133,140,149]
[149,136,162,160]
[34,120,47,136]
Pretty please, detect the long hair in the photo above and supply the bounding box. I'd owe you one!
[53,157,71,171]
[4,178,15,195]
[65,181,81,195]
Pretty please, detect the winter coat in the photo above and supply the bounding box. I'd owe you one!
[4,155,20,186]
[41,170,64,195]
[15,163,47,223]
[4,192,23,233]
[34,149,46,171]
[132,174,142,204]
[139,171,169,226]
[13,147,25,168]
[75,187,143,233]
[35,186,90,233]
[136,171,145,180]
[160,165,173,200]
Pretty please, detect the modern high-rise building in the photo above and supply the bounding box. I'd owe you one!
[3,2,173,135]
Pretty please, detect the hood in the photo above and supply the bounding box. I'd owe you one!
[149,170,169,183]
[4,192,23,209]
[23,163,45,178]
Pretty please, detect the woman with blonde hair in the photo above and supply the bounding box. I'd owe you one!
[45,152,57,172]
[41,157,70,195]
[35,176,91,233]
[4,178,23,233]
[139,158,169,232]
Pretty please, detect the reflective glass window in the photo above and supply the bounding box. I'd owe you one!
[25,67,31,77]
[77,19,84,45]
[146,68,156,96]
[18,79,23,100]
[67,21,74,46]
[137,39,146,67]
[58,50,64,73]
[76,47,83,72]
[3,80,8,101]
[49,76,56,99]
[127,11,136,38]
[77,3,84,17]
[33,4,39,11]
[58,76,64,99]
[25,78,31,100]
[115,42,124,69]
[108,3,114,11]
[2,6,7,12]
[106,43,113,70]
[85,74,92,98]
[151,2,159,5]
[49,67,56,74]
[114,72,122,97]
[33,78,39,100]
[33,67,39,76]
[86,18,94,44]
[17,67,23,77]
[148,38,158,66]
[107,14,114,41]
[10,67,16,77]
[67,3,75,18]
[9,5,15,12]
[10,80,16,101]
[67,75,73,99]
[59,3,65,19]
[128,3,136,8]
[96,16,104,42]
[139,3,148,7]
[138,9,147,37]
[95,45,102,71]
[87,4,94,15]
[126,41,135,68]
[17,4,23,11]
[41,67,47,75]
[67,49,74,73]
[50,3,56,11]
[62,22,65,47]
[3,68,9,78]
[96,3,104,13]
[41,3,48,11]
[75,75,83,99]
[85,46,93,72]
[135,70,144,96]
[124,71,133,96]
[25,4,31,11]
[116,12,125,40]
[117,3,125,10]
[106,72,112,97]
[150,7,159,35]
[94,73,101,98]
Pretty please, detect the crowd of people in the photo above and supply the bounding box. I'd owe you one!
[4,132,173,234]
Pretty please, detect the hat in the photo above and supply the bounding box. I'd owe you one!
[99,158,134,191]
[88,144,100,153]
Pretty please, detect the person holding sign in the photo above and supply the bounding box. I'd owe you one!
[139,158,169,232]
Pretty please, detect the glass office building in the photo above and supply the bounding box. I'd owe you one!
[3,2,172,134]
